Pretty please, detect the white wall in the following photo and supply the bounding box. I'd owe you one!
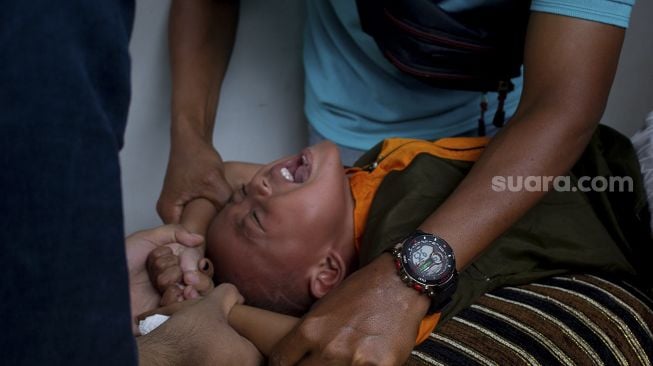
[121,0,306,234]
[121,0,653,234]
[602,0,653,136]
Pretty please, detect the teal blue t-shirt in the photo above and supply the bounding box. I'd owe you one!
[304,0,635,150]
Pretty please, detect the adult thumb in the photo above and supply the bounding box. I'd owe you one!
[175,229,205,248]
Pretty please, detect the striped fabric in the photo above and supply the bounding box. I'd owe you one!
[407,275,653,366]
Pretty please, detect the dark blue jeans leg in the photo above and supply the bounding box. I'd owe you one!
[0,1,136,365]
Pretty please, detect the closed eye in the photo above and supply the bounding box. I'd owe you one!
[252,210,264,232]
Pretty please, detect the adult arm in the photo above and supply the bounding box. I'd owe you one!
[137,284,263,366]
[419,13,625,268]
[139,300,300,357]
[270,13,626,365]
[157,0,239,225]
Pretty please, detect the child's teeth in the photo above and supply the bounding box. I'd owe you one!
[302,154,307,164]
[281,167,294,182]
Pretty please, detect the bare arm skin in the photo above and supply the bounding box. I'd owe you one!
[269,13,626,365]
[136,288,299,359]
[168,0,237,137]
[158,0,239,225]
[138,285,263,366]
[229,304,299,356]
[419,13,626,269]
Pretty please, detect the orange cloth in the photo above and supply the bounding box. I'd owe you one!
[347,137,489,344]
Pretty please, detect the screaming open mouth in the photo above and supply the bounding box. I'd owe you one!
[280,149,312,183]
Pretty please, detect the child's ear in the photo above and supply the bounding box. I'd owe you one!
[308,253,346,299]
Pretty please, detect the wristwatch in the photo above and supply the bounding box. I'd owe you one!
[388,230,458,314]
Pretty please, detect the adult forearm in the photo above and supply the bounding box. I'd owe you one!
[159,0,238,223]
[419,109,596,269]
[419,13,624,269]
[169,0,238,143]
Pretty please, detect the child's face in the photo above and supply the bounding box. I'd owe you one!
[206,141,354,308]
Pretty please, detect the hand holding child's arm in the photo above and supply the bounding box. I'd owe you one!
[125,224,205,334]
[138,284,262,366]
[143,198,217,304]
[138,284,300,357]
[146,247,215,306]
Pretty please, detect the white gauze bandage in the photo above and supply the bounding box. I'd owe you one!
[138,314,170,336]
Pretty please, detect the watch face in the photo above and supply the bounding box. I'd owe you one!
[402,236,452,283]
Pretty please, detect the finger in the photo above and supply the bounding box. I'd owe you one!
[321,338,356,366]
[207,189,233,211]
[157,198,183,224]
[269,330,311,366]
[184,270,215,296]
[353,343,396,366]
[216,283,245,306]
[199,258,214,278]
[148,246,174,260]
[188,285,237,317]
[137,224,203,248]
[146,247,174,284]
[160,285,184,306]
[156,201,182,225]
[179,248,203,273]
[183,285,200,300]
[155,266,183,293]
[150,252,179,273]
[201,171,233,209]
[147,252,180,290]
[175,229,205,248]
[137,298,201,321]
